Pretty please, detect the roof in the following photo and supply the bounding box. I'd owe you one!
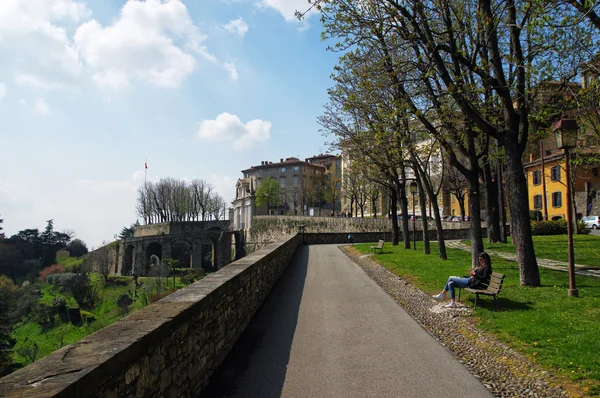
[241,157,326,173]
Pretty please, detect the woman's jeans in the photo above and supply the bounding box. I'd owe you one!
[444,276,470,299]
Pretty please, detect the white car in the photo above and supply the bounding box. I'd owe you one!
[582,215,600,229]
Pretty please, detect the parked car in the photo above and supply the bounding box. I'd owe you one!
[445,216,455,222]
[450,216,463,222]
[582,215,600,229]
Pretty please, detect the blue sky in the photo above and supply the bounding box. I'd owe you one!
[0,0,339,248]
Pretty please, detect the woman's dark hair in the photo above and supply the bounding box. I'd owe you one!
[479,252,491,266]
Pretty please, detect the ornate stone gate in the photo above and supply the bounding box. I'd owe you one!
[116,221,239,276]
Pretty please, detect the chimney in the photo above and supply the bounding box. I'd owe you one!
[280,158,283,163]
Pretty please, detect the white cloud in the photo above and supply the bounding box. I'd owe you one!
[197,112,271,150]
[34,98,51,116]
[0,83,5,101]
[223,63,239,81]
[0,0,90,89]
[257,0,316,22]
[223,17,249,37]
[74,0,203,91]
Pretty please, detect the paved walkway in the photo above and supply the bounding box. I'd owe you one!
[202,245,492,398]
[445,240,600,278]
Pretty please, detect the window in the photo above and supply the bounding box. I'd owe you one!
[551,166,561,181]
[293,176,299,186]
[279,177,285,188]
[533,195,542,210]
[532,170,541,185]
[552,191,562,208]
[292,166,300,172]
[451,195,455,203]
[593,167,599,177]
[280,167,287,173]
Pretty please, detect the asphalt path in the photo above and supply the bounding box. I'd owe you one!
[201,244,492,398]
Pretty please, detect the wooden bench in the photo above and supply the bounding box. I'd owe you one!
[458,272,505,310]
[370,240,385,254]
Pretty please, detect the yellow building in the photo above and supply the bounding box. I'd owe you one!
[524,137,600,220]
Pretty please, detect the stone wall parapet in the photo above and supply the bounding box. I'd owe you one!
[0,235,300,397]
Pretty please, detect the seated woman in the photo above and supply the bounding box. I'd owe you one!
[432,252,492,308]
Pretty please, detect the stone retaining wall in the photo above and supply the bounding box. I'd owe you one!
[0,235,300,398]
[302,228,480,245]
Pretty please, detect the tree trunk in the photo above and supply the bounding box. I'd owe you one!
[372,198,377,218]
[498,163,508,243]
[504,137,540,286]
[483,161,501,243]
[416,171,430,255]
[467,177,485,268]
[430,191,447,260]
[398,182,410,249]
[391,187,399,245]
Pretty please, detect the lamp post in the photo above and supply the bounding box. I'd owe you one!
[410,181,418,250]
[552,118,579,297]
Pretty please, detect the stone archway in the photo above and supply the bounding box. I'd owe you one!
[171,239,192,269]
[122,244,135,276]
[233,231,246,260]
[146,242,162,273]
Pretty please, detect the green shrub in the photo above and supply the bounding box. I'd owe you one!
[531,220,567,235]
[532,219,591,235]
[117,293,133,314]
[31,304,54,329]
[62,274,100,311]
[529,210,543,221]
[577,220,591,234]
[52,296,69,322]
[48,273,77,289]
[180,269,204,286]
[80,310,96,325]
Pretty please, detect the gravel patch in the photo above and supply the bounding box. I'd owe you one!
[343,247,569,398]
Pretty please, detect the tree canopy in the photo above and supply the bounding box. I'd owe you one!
[255,177,280,213]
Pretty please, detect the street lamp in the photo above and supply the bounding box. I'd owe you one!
[410,181,418,250]
[552,118,579,297]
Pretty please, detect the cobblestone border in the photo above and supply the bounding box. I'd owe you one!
[341,247,571,398]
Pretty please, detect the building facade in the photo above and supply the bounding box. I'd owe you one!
[232,155,342,232]
[524,137,600,220]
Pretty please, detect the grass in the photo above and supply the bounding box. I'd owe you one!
[353,242,600,395]
[11,272,192,367]
[462,234,600,268]
[56,256,84,272]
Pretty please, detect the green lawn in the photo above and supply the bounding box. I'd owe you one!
[353,242,600,395]
[463,234,600,268]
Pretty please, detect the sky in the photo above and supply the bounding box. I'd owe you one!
[0,0,340,248]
